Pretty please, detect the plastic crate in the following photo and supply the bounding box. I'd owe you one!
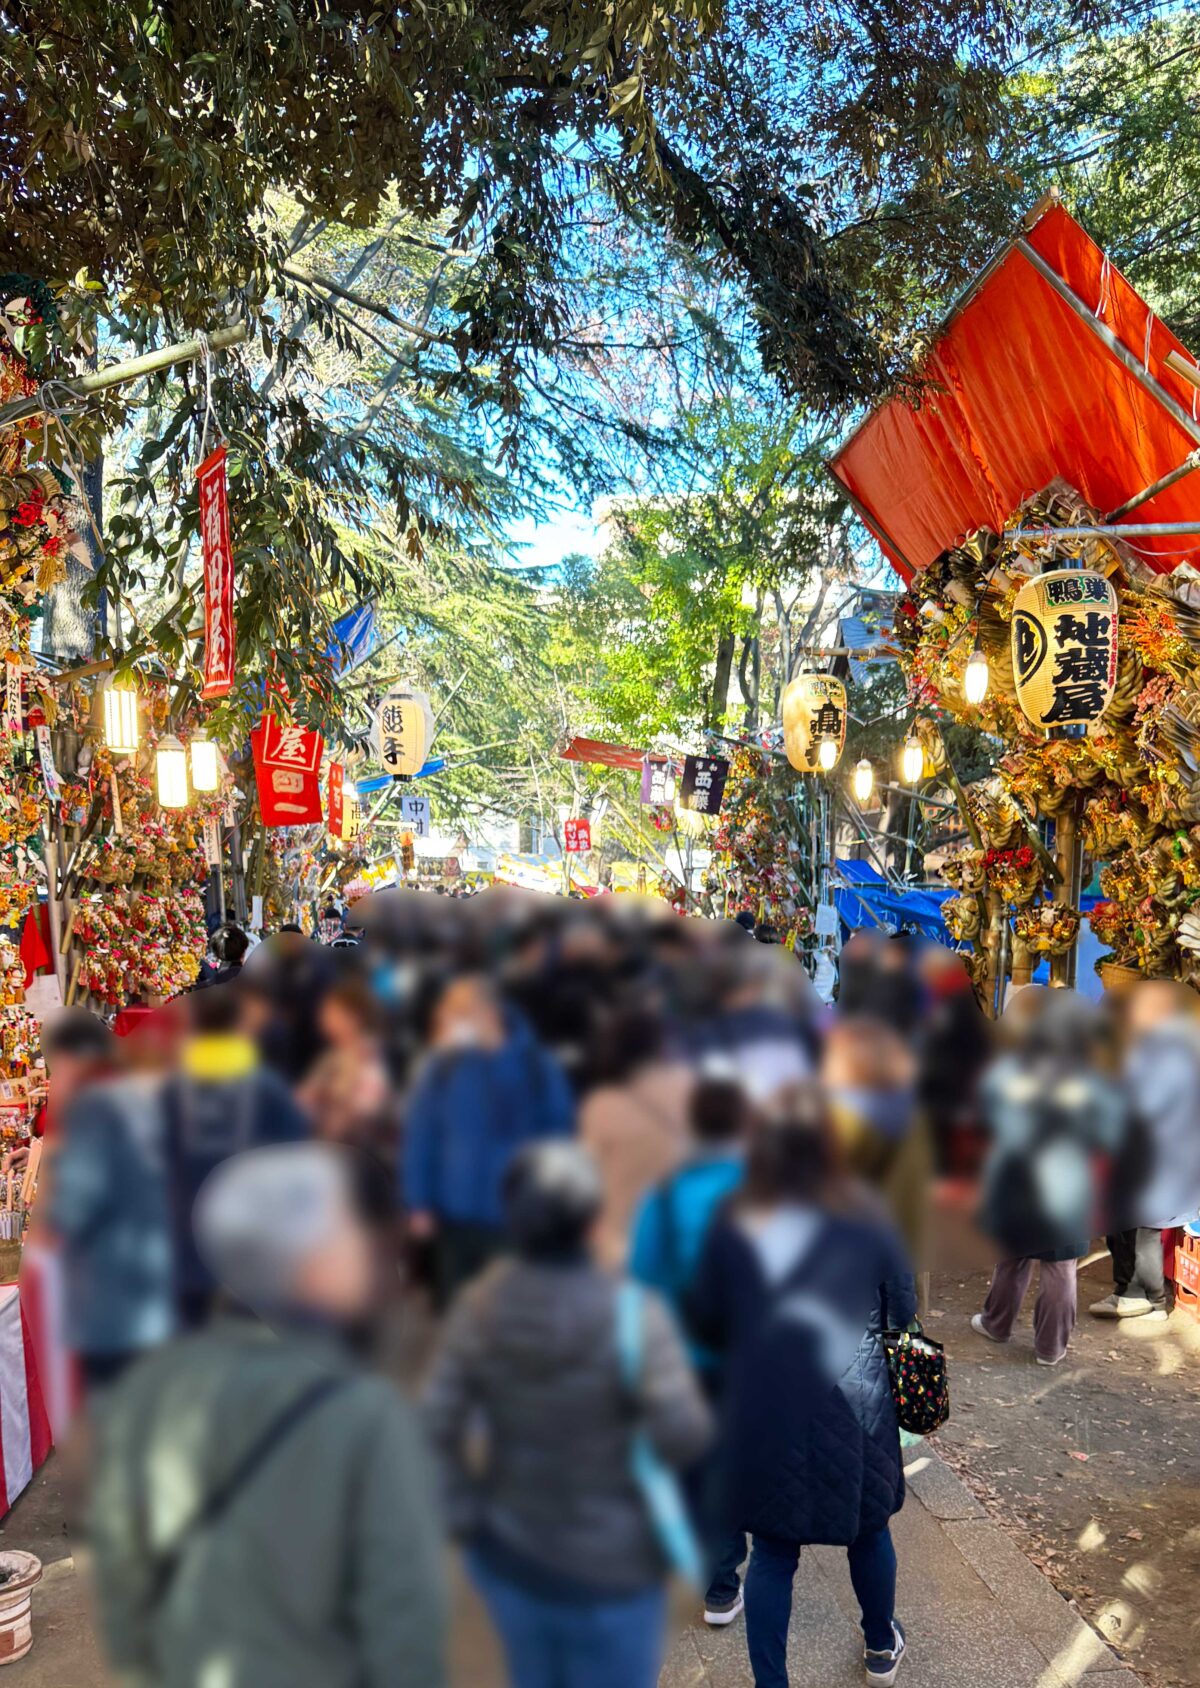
[1175,1232,1200,1321]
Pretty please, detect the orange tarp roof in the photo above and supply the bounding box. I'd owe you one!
[829,203,1200,580]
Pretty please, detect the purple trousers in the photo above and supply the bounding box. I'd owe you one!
[980,1257,1077,1362]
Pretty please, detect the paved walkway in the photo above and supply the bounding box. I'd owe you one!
[661,1449,1143,1688]
[0,1442,1145,1688]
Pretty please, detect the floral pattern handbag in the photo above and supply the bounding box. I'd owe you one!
[882,1325,949,1437]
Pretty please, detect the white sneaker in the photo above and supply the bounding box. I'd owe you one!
[703,1589,744,1626]
[970,1313,1006,1343]
[865,1620,906,1684]
[1035,1351,1067,1367]
[1089,1294,1152,1319]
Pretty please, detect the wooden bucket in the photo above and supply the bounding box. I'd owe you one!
[0,1552,41,1663]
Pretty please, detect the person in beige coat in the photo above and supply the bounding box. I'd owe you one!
[579,1008,692,1269]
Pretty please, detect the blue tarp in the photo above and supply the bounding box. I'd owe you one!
[833,858,953,941]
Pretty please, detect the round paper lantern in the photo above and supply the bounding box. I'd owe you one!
[1010,569,1118,733]
[781,673,847,773]
[376,686,430,778]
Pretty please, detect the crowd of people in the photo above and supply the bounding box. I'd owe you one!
[26,892,1200,1688]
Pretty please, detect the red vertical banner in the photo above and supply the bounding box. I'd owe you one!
[251,714,324,826]
[327,762,344,840]
[197,443,235,700]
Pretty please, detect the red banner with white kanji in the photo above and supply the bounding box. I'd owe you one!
[251,714,324,826]
[327,761,344,840]
[198,443,235,700]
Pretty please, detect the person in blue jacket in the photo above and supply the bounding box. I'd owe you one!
[629,1070,751,1628]
[404,973,574,1307]
[691,1085,916,1688]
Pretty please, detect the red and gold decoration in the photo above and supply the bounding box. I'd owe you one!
[197,443,236,700]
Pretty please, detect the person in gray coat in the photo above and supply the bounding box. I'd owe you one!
[424,1140,711,1688]
[88,1143,447,1688]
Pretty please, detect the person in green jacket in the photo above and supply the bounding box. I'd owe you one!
[88,1142,448,1688]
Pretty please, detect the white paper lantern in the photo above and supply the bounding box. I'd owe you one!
[853,758,874,803]
[103,680,140,756]
[377,686,430,778]
[189,732,220,792]
[1010,569,1117,732]
[156,734,189,809]
[781,674,847,773]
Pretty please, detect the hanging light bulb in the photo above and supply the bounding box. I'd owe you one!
[853,758,874,804]
[817,733,839,772]
[189,731,220,793]
[102,679,140,756]
[901,733,924,786]
[155,734,189,809]
[963,645,989,706]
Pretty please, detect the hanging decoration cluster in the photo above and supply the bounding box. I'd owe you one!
[709,744,814,945]
[897,478,1200,982]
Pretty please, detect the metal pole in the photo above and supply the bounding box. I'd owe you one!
[1011,522,1200,538]
[1014,239,1200,448]
[0,321,249,432]
[1106,450,1200,521]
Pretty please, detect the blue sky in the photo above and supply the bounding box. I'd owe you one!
[505,507,603,573]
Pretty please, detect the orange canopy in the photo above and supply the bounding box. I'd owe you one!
[829,203,1200,581]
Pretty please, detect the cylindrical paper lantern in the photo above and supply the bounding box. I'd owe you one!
[781,673,847,773]
[155,734,189,809]
[1010,570,1118,733]
[376,686,430,778]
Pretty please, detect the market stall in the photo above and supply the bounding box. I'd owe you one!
[829,197,1200,1002]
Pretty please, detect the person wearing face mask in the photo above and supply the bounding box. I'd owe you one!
[822,1016,932,1272]
[88,1143,447,1688]
[403,973,575,1308]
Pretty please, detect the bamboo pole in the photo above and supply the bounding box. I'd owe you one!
[0,322,249,433]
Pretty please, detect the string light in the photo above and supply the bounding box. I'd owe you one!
[901,734,924,786]
[963,646,989,706]
[853,758,874,803]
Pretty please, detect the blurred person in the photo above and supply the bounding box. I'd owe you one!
[630,1072,752,1626]
[89,1143,447,1688]
[1091,980,1200,1320]
[240,930,338,1083]
[692,948,817,1106]
[914,945,991,1177]
[194,924,251,990]
[404,974,574,1308]
[971,989,1126,1365]
[46,1056,175,1394]
[424,1141,711,1688]
[823,1016,932,1268]
[163,985,309,1328]
[837,933,926,1039]
[690,1089,916,1687]
[38,1007,117,1137]
[299,976,398,1235]
[579,1004,692,1269]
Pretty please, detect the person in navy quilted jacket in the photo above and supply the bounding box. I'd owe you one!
[690,1085,917,1688]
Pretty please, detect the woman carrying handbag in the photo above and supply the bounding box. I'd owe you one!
[691,1086,927,1688]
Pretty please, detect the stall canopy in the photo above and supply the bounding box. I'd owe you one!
[829,201,1200,581]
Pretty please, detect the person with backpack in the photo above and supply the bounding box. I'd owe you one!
[629,1070,751,1626]
[690,1088,916,1688]
[88,1143,447,1688]
[971,988,1127,1364]
[423,1140,711,1688]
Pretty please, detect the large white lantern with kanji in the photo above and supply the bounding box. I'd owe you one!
[1010,570,1118,733]
[781,673,847,773]
[376,686,430,779]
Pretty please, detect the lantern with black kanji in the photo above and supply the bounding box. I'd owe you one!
[1010,570,1118,734]
[376,686,429,779]
[781,673,847,773]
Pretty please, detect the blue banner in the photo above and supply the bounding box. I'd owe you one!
[328,603,377,677]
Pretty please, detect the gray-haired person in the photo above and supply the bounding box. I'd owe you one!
[88,1143,447,1688]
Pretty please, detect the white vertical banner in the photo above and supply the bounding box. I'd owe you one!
[202,817,222,867]
[399,793,431,837]
[2,661,22,737]
[34,725,61,802]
